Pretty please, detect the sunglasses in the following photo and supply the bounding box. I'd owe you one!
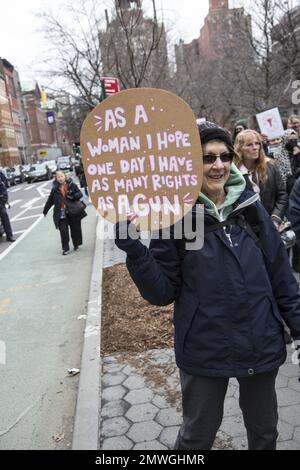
[203,152,234,165]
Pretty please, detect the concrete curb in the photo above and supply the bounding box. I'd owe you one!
[72,217,104,450]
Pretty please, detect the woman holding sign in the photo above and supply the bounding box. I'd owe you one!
[43,171,87,255]
[115,121,300,450]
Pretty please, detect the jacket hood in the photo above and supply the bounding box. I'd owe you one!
[199,163,246,221]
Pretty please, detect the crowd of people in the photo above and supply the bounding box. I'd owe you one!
[231,114,300,271]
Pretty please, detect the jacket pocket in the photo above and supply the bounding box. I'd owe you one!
[268,295,285,328]
[174,292,199,353]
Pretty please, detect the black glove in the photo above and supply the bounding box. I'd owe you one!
[114,220,146,259]
[285,139,299,152]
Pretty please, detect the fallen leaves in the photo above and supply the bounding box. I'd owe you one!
[101,263,174,354]
[52,432,65,442]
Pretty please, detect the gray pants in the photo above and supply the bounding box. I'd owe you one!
[174,369,279,450]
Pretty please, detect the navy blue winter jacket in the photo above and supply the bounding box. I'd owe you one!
[288,177,300,240]
[125,191,300,378]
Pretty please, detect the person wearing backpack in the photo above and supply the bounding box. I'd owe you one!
[115,121,300,450]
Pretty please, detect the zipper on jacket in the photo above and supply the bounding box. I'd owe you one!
[223,226,234,247]
[219,208,234,247]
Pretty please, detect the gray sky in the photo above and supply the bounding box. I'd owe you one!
[0,0,211,82]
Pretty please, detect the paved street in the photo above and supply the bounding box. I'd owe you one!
[0,197,97,449]
[0,180,52,257]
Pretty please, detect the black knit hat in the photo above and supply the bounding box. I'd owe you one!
[197,121,233,149]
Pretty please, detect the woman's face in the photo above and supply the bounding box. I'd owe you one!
[202,141,232,199]
[268,137,282,146]
[241,134,261,162]
[290,118,300,133]
[56,172,66,184]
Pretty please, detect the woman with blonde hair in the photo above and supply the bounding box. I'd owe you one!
[234,129,287,228]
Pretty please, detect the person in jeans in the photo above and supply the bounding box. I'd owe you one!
[43,171,87,255]
[115,122,300,450]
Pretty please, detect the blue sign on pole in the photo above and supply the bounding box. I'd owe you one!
[46,111,55,125]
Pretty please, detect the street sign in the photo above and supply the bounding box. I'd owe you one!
[41,89,48,110]
[46,111,55,125]
[100,77,120,96]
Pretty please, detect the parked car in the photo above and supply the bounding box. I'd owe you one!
[1,167,16,186]
[21,164,32,173]
[25,163,52,183]
[56,156,73,171]
[10,165,25,184]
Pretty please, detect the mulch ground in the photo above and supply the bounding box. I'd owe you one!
[101,263,174,354]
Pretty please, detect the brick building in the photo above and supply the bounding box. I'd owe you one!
[13,68,32,163]
[21,82,57,159]
[0,59,21,167]
[175,0,252,74]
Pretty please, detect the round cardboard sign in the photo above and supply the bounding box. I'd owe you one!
[80,88,202,230]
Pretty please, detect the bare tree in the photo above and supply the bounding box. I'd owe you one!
[100,0,169,89]
[37,0,169,100]
[37,0,106,110]
[173,0,300,127]
[35,0,171,141]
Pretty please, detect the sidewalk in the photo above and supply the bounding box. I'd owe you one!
[100,347,300,450]
[94,227,300,451]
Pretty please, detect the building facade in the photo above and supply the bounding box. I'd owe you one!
[175,0,252,74]
[0,59,21,167]
[22,82,57,159]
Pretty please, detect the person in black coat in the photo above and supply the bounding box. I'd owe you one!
[232,119,248,144]
[43,171,87,255]
[115,122,300,450]
[77,160,88,196]
[0,170,15,242]
[234,129,288,228]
